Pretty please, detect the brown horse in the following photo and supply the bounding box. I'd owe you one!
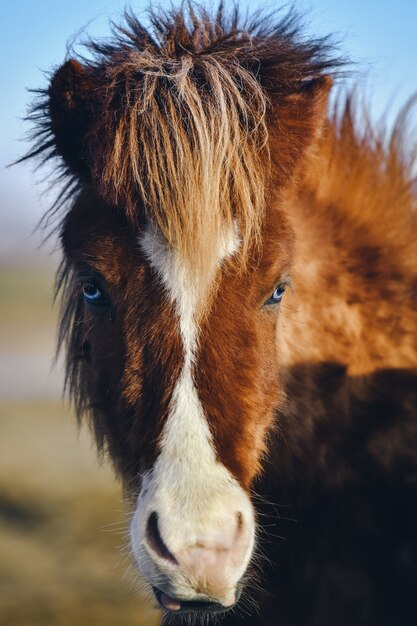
[24,4,417,625]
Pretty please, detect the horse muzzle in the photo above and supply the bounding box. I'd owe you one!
[129,472,255,612]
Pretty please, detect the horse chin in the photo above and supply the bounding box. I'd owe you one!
[152,584,243,614]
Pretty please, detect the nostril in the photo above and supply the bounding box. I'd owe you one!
[146,512,178,565]
[236,511,244,531]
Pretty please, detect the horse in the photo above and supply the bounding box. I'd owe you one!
[23,4,417,625]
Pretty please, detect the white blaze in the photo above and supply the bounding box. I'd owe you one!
[129,223,254,601]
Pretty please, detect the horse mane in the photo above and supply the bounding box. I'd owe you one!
[302,96,417,264]
[23,3,340,272]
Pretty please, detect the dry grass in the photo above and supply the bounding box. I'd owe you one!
[0,265,56,353]
[0,401,160,626]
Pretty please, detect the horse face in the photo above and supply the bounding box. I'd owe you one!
[61,191,293,612]
[47,8,331,610]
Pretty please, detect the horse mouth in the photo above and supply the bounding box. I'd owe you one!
[152,585,241,614]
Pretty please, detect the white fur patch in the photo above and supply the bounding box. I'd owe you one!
[130,223,254,602]
[138,223,240,507]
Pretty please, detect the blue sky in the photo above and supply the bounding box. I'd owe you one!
[1,0,416,261]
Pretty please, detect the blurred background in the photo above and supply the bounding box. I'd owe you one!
[1,1,416,625]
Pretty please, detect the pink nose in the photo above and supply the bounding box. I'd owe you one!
[145,511,247,605]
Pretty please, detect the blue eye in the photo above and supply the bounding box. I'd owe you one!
[264,285,286,306]
[82,282,106,306]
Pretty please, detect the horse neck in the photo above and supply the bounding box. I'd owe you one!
[277,175,417,378]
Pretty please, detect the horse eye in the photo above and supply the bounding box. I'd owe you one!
[82,282,107,306]
[264,284,286,306]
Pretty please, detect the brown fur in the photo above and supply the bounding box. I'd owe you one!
[22,4,417,625]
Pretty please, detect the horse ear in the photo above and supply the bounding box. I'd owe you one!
[269,75,333,177]
[49,59,94,179]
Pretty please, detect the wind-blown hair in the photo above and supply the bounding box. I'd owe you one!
[88,9,270,272]
[23,3,340,272]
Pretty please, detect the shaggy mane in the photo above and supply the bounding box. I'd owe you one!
[303,96,417,262]
[23,2,340,271]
